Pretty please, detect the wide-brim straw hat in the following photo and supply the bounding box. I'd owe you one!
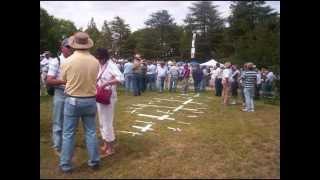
[68,32,94,50]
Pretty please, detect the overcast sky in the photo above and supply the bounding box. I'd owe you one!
[40,1,280,32]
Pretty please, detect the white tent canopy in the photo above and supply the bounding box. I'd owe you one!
[200,59,223,67]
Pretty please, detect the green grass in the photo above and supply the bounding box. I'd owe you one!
[40,89,280,179]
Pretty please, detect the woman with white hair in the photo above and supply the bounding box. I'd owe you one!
[94,48,124,157]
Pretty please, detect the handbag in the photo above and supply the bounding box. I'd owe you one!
[96,63,112,105]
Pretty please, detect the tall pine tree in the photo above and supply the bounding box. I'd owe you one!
[145,10,180,59]
[85,18,102,53]
[228,1,279,71]
[109,16,131,57]
[96,20,112,50]
[184,1,225,60]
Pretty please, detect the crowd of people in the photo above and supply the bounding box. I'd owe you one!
[111,56,277,104]
[40,32,278,173]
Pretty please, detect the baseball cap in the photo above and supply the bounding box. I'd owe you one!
[61,38,70,48]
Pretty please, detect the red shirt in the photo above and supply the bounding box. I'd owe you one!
[183,68,190,79]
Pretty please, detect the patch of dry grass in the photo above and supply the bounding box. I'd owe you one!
[40,89,280,179]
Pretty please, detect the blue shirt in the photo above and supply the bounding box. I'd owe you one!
[123,62,133,74]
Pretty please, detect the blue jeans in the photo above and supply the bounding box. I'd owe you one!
[60,97,100,171]
[194,79,201,93]
[200,78,207,92]
[264,82,273,97]
[138,74,145,92]
[244,87,255,111]
[52,88,66,152]
[132,73,140,96]
[146,74,156,91]
[215,78,222,96]
[124,73,133,92]
[157,77,165,92]
[169,77,178,92]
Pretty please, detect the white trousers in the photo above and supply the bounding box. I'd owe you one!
[97,98,117,142]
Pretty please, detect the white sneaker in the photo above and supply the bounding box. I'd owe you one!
[242,108,248,112]
[248,110,255,112]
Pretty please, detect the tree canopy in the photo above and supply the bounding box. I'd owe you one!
[40,2,280,72]
[40,7,77,55]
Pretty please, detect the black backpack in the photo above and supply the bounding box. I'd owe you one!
[46,55,60,96]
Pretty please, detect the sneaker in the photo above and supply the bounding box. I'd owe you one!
[230,101,236,105]
[60,168,73,174]
[242,108,248,112]
[248,109,255,112]
[89,164,100,171]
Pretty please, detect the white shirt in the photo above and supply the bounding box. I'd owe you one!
[211,69,218,80]
[215,67,223,79]
[177,66,183,77]
[40,57,50,73]
[231,69,240,83]
[123,62,133,74]
[169,66,179,77]
[147,64,157,75]
[203,68,209,76]
[47,54,69,89]
[47,55,67,78]
[156,66,168,78]
[97,61,124,100]
[222,68,232,81]
[266,72,275,82]
[257,72,262,84]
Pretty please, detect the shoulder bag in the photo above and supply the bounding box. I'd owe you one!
[96,63,112,105]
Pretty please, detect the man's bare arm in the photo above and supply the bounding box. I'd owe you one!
[46,75,66,86]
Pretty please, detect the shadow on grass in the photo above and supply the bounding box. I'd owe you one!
[76,134,159,173]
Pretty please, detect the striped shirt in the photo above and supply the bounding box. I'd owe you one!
[47,54,68,89]
[40,58,50,73]
[243,70,257,88]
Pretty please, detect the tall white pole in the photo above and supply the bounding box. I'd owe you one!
[191,32,196,58]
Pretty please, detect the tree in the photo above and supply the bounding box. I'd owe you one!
[228,1,280,72]
[120,34,138,58]
[96,20,112,50]
[145,10,175,45]
[40,7,77,54]
[40,7,54,52]
[145,10,181,59]
[179,27,192,59]
[135,28,162,59]
[85,18,102,53]
[109,16,131,57]
[184,1,225,60]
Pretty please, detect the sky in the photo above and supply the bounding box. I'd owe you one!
[40,1,280,32]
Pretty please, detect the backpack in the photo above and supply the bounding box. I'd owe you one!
[47,55,60,96]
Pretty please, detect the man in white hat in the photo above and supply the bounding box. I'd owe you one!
[59,32,100,173]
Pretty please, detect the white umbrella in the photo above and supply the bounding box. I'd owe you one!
[200,59,223,67]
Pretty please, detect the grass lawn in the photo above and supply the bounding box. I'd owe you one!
[40,88,280,179]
